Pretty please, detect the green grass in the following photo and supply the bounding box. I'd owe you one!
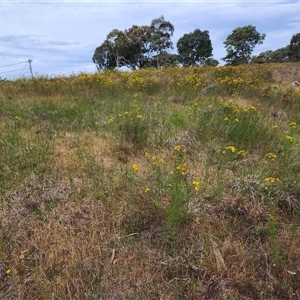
[1,64,300,299]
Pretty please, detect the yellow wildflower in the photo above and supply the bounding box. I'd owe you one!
[225,146,237,153]
[285,135,294,142]
[152,156,157,165]
[192,180,200,191]
[174,145,181,151]
[132,164,139,171]
[264,177,280,183]
[237,150,246,158]
[266,152,277,160]
[176,163,188,175]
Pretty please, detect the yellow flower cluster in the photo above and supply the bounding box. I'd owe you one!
[153,156,164,165]
[224,146,237,153]
[176,163,188,175]
[131,164,139,171]
[236,150,247,158]
[223,146,246,158]
[192,180,200,191]
[266,152,277,160]
[145,152,164,166]
[6,63,300,102]
[264,177,280,183]
[217,76,245,89]
[222,100,257,118]
[0,64,271,102]
[173,145,187,155]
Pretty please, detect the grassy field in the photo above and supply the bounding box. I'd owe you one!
[1,63,300,299]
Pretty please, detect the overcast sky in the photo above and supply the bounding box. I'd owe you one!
[0,0,300,79]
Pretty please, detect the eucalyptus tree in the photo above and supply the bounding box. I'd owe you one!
[148,16,175,68]
[177,29,213,66]
[289,33,300,62]
[92,16,175,70]
[148,53,180,68]
[222,25,266,65]
[252,47,290,64]
[92,39,117,70]
[123,25,150,69]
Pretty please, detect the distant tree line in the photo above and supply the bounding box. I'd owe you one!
[252,33,300,64]
[92,16,300,70]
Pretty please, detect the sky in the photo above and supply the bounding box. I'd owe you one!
[0,0,300,79]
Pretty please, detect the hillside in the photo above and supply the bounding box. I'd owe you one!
[269,63,300,84]
[0,63,300,299]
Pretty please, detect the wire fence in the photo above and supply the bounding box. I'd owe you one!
[0,60,33,80]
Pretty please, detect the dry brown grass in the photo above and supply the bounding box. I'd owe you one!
[53,131,115,171]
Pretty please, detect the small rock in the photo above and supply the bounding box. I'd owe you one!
[290,81,300,88]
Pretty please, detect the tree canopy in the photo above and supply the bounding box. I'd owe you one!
[177,29,214,66]
[93,19,300,71]
[93,16,175,70]
[252,46,290,64]
[222,25,266,65]
[148,16,175,68]
[252,33,300,64]
[289,33,300,62]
